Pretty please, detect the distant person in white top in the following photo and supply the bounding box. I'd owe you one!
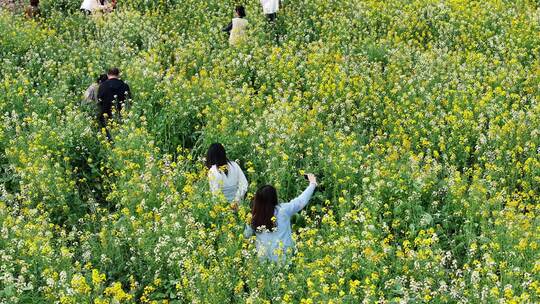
[206,143,249,208]
[260,0,279,21]
[244,173,318,262]
[222,6,249,46]
[80,0,114,14]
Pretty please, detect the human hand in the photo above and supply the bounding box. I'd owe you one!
[304,173,317,186]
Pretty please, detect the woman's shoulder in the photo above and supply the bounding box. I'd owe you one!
[228,160,245,172]
[232,18,248,25]
[228,160,239,168]
[208,165,220,176]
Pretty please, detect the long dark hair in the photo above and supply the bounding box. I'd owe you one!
[206,143,229,174]
[251,185,278,231]
[236,5,246,18]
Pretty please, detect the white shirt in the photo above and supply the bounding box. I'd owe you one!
[244,183,316,262]
[80,0,105,12]
[260,0,279,14]
[208,161,248,202]
[229,18,249,46]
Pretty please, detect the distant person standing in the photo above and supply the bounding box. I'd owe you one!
[25,0,40,19]
[83,74,108,105]
[97,67,131,133]
[260,0,279,21]
[222,6,248,46]
[103,0,117,12]
[80,0,106,14]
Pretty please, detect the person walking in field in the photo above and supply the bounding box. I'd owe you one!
[206,143,248,208]
[222,5,248,46]
[80,0,115,14]
[83,74,108,104]
[25,0,40,19]
[260,0,279,22]
[97,67,130,136]
[103,0,116,12]
[244,173,317,262]
[80,0,106,14]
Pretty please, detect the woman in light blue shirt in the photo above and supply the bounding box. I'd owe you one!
[244,174,317,261]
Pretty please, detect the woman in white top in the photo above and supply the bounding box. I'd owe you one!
[222,6,249,46]
[244,174,317,262]
[260,0,279,21]
[206,143,248,205]
[81,0,110,15]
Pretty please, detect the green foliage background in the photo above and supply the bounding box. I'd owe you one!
[0,0,539,302]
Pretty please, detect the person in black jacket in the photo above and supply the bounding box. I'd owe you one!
[97,67,131,137]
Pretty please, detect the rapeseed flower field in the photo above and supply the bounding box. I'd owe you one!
[1,0,539,302]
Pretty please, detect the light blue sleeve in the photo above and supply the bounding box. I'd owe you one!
[243,224,254,238]
[279,183,316,217]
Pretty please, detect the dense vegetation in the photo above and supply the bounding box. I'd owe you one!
[1,0,539,302]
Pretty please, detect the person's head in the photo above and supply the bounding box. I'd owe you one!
[235,5,246,18]
[251,185,278,231]
[97,74,108,84]
[30,0,39,6]
[107,67,120,79]
[206,143,229,171]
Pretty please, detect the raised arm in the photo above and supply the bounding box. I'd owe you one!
[280,174,317,216]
